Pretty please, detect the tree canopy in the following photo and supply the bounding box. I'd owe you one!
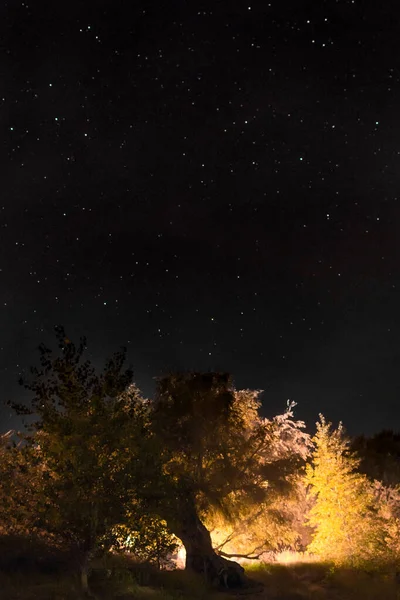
[306,416,386,567]
[4,328,312,589]
[3,327,400,593]
[11,327,156,592]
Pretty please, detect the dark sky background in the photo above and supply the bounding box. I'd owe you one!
[1,0,400,435]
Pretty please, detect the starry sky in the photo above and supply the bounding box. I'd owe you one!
[1,0,400,435]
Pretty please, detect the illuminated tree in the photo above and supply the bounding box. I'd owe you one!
[149,375,310,587]
[0,431,40,536]
[208,475,313,560]
[373,481,400,563]
[12,328,311,591]
[305,415,385,566]
[12,326,151,594]
[113,513,178,568]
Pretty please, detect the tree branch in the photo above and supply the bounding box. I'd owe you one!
[218,550,263,560]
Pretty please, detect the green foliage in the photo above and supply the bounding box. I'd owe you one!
[152,375,309,525]
[209,475,313,560]
[8,359,310,575]
[6,326,400,590]
[207,418,312,559]
[10,326,150,563]
[0,432,40,536]
[113,514,178,567]
[152,372,249,512]
[150,374,310,574]
[305,415,386,567]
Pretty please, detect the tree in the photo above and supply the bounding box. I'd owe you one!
[147,373,309,587]
[12,329,310,591]
[353,430,400,486]
[305,415,386,567]
[113,513,178,568]
[208,474,313,561]
[12,326,150,595]
[0,430,42,537]
[372,481,400,564]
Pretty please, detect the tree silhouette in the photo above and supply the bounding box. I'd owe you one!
[12,326,149,595]
[148,373,309,587]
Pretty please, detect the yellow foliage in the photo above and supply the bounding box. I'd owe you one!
[305,416,386,567]
[206,476,311,560]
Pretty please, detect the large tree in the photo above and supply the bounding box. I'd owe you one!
[12,326,151,594]
[148,373,309,587]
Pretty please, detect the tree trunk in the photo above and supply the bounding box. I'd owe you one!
[79,552,97,598]
[171,510,246,589]
[81,565,89,594]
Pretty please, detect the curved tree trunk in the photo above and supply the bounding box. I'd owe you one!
[171,509,246,589]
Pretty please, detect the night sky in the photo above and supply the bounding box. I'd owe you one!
[1,0,400,435]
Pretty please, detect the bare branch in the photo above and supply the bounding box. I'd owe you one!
[218,550,263,560]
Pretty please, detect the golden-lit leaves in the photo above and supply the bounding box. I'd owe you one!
[305,415,387,567]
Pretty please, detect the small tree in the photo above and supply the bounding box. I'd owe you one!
[305,415,385,567]
[12,326,150,594]
[113,513,178,568]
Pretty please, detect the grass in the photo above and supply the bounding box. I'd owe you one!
[246,557,400,599]
[0,538,399,600]
[0,568,230,600]
[0,536,229,600]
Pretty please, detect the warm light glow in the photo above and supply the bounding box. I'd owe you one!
[176,545,186,569]
[275,550,317,565]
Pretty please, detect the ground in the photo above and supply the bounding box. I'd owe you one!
[0,543,399,600]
